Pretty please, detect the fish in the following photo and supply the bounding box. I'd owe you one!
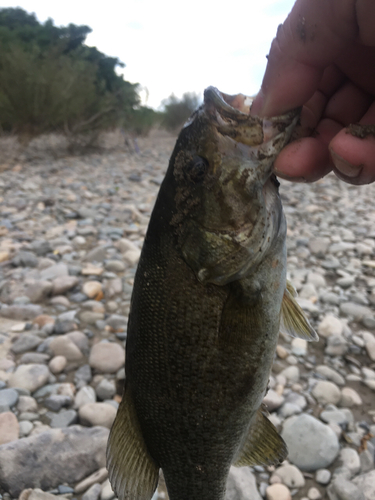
[106,86,318,500]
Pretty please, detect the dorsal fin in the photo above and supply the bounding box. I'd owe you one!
[280,280,318,341]
[233,405,287,467]
[106,386,159,500]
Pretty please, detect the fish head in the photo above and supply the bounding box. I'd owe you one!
[169,86,300,286]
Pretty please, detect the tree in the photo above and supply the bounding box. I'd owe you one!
[161,92,201,131]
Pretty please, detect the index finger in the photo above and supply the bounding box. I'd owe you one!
[251,0,359,117]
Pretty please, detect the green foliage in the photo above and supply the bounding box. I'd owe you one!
[124,106,163,136]
[0,7,142,138]
[161,92,201,131]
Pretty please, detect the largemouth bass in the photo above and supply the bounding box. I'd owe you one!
[107,87,318,500]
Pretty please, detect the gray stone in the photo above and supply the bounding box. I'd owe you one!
[352,470,375,500]
[320,408,353,427]
[52,276,79,295]
[225,466,262,500]
[11,334,42,354]
[325,335,348,356]
[315,469,331,485]
[360,450,374,473]
[308,237,330,257]
[78,402,116,428]
[312,381,341,406]
[19,352,50,364]
[8,364,51,393]
[0,388,19,408]
[25,280,53,303]
[340,302,373,321]
[83,246,108,263]
[40,263,69,281]
[17,396,38,413]
[0,425,109,497]
[49,335,83,362]
[47,409,78,428]
[338,448,361,477]
[82,483,102,500]
[316,366,345,386]
[95,379,116,401]
[106,314,128,330]
[12,251,38,267]
[74,386,96,409]
[0,304,43,320]
[104,260,126,272]
[328,478,365,500]
[19,420,33,437]
[30,239,52,256]
[263,389,284,412]
[44,394,72,412]
[74,364,92,388]
[89,342,125,373]
[281,413,339,471]
[74,467,108,494]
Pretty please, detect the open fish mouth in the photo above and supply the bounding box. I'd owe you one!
[203,86,300,148]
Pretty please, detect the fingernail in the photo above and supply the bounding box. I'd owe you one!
[274,169,307,183]
[330,149,363,178]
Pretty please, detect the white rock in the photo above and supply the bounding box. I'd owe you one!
[339,448,361,477]
[79,403,116,428]
[266,483,292,500]
[339,387,363,407]
[312,381,341,406]
[273,464,305,488]
[317,315,343,338]
[291,338,308,357]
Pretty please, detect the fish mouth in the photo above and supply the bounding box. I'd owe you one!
[203,86,300,147]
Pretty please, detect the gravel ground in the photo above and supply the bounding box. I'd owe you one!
[0,128,374,500]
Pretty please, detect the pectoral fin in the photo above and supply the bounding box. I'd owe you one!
[233,405,287,467]
[106,386,159,500]
[280,280,318,341]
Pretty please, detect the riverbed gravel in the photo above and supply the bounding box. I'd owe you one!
[0,129,374,500]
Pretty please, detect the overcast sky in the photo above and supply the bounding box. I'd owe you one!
[4,0,295,109]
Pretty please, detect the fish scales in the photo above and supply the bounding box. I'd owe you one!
[107,87,318,500]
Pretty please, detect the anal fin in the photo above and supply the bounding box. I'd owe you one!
[280,280,318,341]
[106,386,159,500]
[233,405,287,467]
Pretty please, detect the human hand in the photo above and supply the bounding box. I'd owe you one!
[251,0,375,184]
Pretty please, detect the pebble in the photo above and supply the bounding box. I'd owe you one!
[315,469,331,485]
[78,402,117,428]
[272,464,305,488]
[0,133,375,499]
[74,467,108,494]
[82,281,103,299]
[281,413,339,470]
[312,381,341,406]
[89,342,125,373]
[340,387,363,407]
[0,411,19,444]
[266,483,292,500]
[82,483,102,500]
[339,447,361,477]
[0,388,19,408]
[48,355,67,374]
[8,364,51,392]
[317,315,343,338]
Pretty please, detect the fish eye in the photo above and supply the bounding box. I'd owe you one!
[186,156,208,183]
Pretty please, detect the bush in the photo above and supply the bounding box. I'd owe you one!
[161,92,201,131]
[0,7,140,139]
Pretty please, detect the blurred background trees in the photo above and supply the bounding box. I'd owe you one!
[0,7,200,143]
